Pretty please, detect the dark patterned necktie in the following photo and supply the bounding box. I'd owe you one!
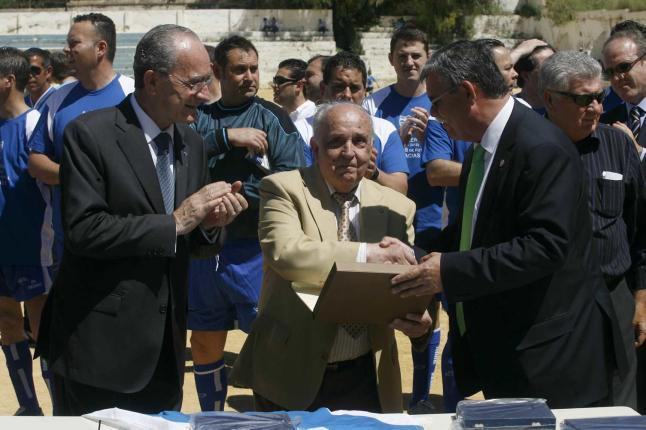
[154,132,174,214]
[630,106,644,142]
[332,191,365,339]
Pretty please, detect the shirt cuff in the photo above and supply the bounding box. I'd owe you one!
[640,147,646,161]
[356,242,367,263]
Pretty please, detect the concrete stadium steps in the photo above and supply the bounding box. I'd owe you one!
[360,31,397,86]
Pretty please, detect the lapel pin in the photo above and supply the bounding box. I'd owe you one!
[499,159,505,168]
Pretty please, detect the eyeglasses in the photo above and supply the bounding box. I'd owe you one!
[551,89,606,107]
[271,75,299,87]
[429,85,457,109]
[168,73,213,94]
[603,53,646,79]
[29,65,42,76]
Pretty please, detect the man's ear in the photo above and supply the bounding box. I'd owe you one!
[44,66,53,82]
[462,80,477,102]
[296,79,305,96]
[213,63,222,80]
[96,40,108,61]
[543,90,554,110]
[388,52,394,67]
[310,136,318,156]
[142,70,159,95]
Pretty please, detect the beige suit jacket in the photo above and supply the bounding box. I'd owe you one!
[230,165,418,412]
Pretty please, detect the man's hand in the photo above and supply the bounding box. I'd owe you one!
[390,310,432,338]
[364,146,378,179]
[399,107,429,145]
[391,252,443,297]
[612,121,643,156]
[201,181,248,229]
[366,236,416,265]
[634,290,646,348]
[174,181,231,236]
[510,38,548,64]
[227,127,268,156]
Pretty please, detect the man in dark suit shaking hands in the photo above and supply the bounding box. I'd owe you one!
[37,24,247,415]
[392,40,613,407]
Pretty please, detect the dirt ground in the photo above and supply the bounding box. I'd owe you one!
[0,310,479,416]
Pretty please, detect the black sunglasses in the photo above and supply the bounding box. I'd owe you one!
[552,89,606,107]
[603,53,646,79]
[272,75,298,87]
[29,65,42,76]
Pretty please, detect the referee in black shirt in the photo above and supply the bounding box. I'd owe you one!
[540,50,646,409]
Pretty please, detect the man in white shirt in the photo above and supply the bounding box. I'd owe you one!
[271,58,315,122]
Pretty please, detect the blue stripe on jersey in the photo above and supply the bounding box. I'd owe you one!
[0,109,51,265]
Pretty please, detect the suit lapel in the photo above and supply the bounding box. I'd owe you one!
[173,125,188,205]
[359,180,388,243]
[302,166,338,241]
[471,102,520,244]
[115,96,166,214]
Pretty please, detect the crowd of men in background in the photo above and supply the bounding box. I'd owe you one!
[1,10,646,417]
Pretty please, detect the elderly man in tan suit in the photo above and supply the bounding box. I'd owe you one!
[231,102,432,412]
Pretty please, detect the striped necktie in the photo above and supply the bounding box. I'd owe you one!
[630,106,644,142]
[456,144,486,336]
[332,191,365,339]
[154,132,174,214]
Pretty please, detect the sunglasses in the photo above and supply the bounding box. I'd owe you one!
[551,89,606,107]
[29,65,42,76]
[603,53,646,79]
[272,75,298,87]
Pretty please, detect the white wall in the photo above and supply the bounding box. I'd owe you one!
[0,8,332,35]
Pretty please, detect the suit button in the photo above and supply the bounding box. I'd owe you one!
[159,305,167,314]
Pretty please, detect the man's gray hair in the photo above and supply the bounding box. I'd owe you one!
[423,40,509,98]
[133,24,200,89]
[538,51,602,95]
[312,102,374,142]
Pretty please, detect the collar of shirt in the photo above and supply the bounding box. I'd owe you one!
[130,94,175,174]
[131,94,175,145]
[479,95,514,157]
[469,96,515,238]
[290,99,317,122]
[325,179,363,203]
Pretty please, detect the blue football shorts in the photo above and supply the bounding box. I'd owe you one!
[188,238,262,333]
[0,265,52,302]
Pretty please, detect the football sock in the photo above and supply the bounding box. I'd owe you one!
[410,327,441,406]
[194,358,227,411]
[2,340,40,413]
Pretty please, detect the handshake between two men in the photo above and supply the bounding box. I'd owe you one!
[366,236,442,339]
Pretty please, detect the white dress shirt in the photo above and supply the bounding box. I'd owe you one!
[130,94,176,178]
[289,99,316,122]
[468,96,515,241]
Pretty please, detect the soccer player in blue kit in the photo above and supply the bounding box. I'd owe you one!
[27,13,134,265]
[0,47,53,416]
[188,36,305,411]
